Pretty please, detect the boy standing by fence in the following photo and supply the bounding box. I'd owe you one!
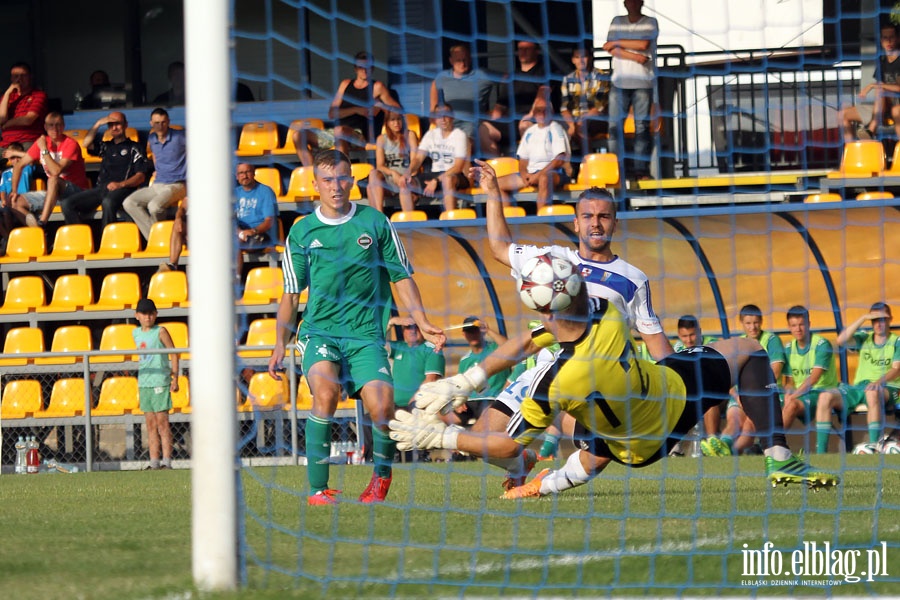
[133,298,179,470]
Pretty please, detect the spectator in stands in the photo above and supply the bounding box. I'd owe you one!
[604,0,658,181]
[430,44,500,156]
[458,316,510,399]
[291,51,400,166]
[407,103,472,211]
[496,94,571,211]
[560,44,610,155]
[123,108,188,241]
[487,40,560,154]
[0,143,34,235]
[839,22,900,142]
[0,62,48,149]
[79,70,112,110]
[158,196,187,273]
[153,61,186,106]
[781,305,839,429]
[133,298,179,470]
[233,162,279,272]
[61,111,152,228]
[366,110,418,213]
[9,112,91,227]
[815,302,900,453]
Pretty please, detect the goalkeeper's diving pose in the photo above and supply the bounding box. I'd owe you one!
[444,159,674,491]
[390,259,839,498]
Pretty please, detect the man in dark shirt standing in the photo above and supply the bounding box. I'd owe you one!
[61,111,152,228]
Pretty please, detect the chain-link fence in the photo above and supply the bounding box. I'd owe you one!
[1,347,361,471]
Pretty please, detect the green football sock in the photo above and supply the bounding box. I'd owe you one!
[539,433,560,457]
[869,421,883,444]
[305,415,332,493]
[372,427,395,479]
[815,421,832,454]
[720,434,734,450]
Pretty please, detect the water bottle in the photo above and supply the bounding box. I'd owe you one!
[15,436,27,474]
[26,436,40,474]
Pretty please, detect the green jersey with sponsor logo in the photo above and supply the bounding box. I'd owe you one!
[849,330,900,385]
[784,333,838,390]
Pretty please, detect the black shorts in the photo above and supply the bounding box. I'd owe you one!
[413,171,471,194]
[576,346,733,468]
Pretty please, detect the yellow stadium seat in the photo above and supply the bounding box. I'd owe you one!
[159,321,189,360]
[278,118,326,154]
[239,318,277,359]
[826,140,885,178]
[439,208,477,220]
[537,204,575,217]
[35,325,92,365]
[1,379,43,419]
[254,167,284,197]
[503,206,527,218]
[405,114,422,139]
[93,324,137,364]
[856,191,894,200]
[241,372,289,412]
[148,270,189,308]
[236,121,279,156]
[36,274,94,313]
[804,193,842,203]
[86,272,141,312]
[0,227,46,264]
[132,220,175,258]
[280,166,318,202]
[390,210,427,222]
[35,378,87,417]
[94,376,140,416]
[238,267,283,306]
[489,156,521,178]
[887,142,900,175]
[64,129,90,158]
[568,153,620,190]
[296,375,314,411]
[0,327,45,366]
[86,222,142,260]
[36,224,94,262]
[350,163,374,200]
[0,276,46,314]
[336,397,357,411]
[171,376,190,413]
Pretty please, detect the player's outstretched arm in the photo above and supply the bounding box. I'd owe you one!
[471,159,514,267]
[393,277,446,350]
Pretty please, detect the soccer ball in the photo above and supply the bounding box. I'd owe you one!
[879,440,900,454]
[852,442,878,455]
[516,254,582,313]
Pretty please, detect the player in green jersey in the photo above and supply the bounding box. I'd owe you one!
[815,302,900,453]
[781,305,839,428]
[267,150,445,505]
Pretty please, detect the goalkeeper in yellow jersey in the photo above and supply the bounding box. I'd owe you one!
[390,258,839,497]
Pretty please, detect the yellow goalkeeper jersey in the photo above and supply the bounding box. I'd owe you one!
[516,298,687,465]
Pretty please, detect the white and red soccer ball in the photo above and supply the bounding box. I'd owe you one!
[516,254,582,313]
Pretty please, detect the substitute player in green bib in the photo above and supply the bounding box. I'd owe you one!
[815,302,900,453]
[781,305,839,428]
[267,150,445,505]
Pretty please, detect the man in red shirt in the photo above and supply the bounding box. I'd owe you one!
[0,62,48,149]
[9,112,90,227]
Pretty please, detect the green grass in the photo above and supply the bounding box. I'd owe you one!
[1,455,898,598]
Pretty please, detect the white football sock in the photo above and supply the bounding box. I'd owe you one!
[763,445,792,461]
[540,450,592,495]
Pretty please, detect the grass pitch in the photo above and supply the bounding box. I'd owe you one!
[1,454,898,599]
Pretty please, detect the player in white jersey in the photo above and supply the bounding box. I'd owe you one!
[413,160,674,489]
